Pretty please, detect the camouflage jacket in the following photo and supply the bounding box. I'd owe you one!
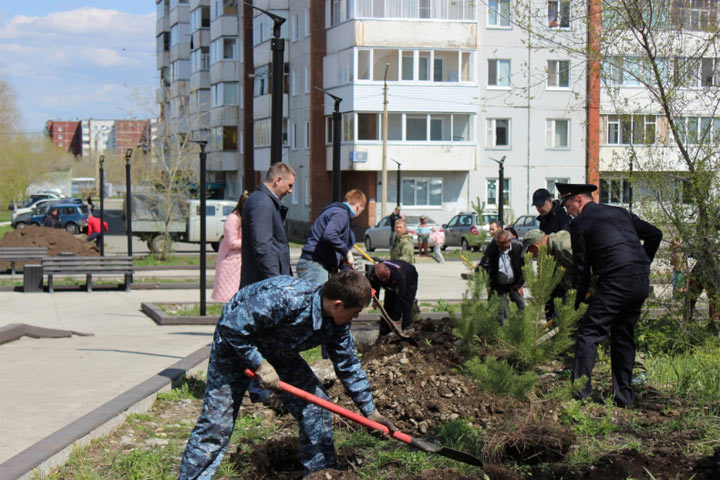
[217,275,375,415]
[547,230,574,290]
[391,234,415,264]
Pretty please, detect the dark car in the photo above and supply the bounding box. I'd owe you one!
[13,198,84,229]
[28,203,89,234]
[510,215,541,240]
[7,193,60,211]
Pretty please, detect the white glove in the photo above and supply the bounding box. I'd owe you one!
[255,360,280,391]
[346,250,355,265]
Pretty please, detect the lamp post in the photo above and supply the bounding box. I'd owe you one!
[490,156,506,226]
[191,135,208,316]
[125,149,133,262]
[391,159,401,207]
[246,2,286,165]
[315,86,342,202]
[99,155,105,256]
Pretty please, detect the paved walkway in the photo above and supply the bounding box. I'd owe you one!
[0,252,471,470]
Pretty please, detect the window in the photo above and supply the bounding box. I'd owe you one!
[419,51,430,80]
[406,115,427,141]
[325,116,333,144]
[304,66,310,93]
[157,0,169,18]
[170,60,190,81]
[290,14,299,41]
[254,65,269,96]
[210,38,236,63]
[157,32,170,53]
[430,114,451,141]
[546,119,570,148]
[290,69,297,96]
[486,118,510,147]
[453,114,471,141]
[191,47,210,72]
[487,178,510,207]
[546,178,569,198]
[671,0,718,31]
[402,51,414,80]
[402,178,443,206]
[604,115,656,145]
[191,6,210,30]
[358,49,371,80]
[434,51,459,82]
[488,0,511,27]
[170,23,189,47]
[358,113,380,140]
[305,121,310,148]
[211,126,238,151]
[324,49,353,87]
[547,60,570,87]
[387,113,403,140]
[548,0,570,28]
[304,176,310,205]
[355,0,476,20]
[211,82,238,107]
[373,49,399,81]
[254,118,271,146]
[600,178,631,204]
[342,112,354,142]
[291,122,297,150]
[677,116,720,144]
[303,8,311,37]
[701,57,720,87]
[488,59,511,87]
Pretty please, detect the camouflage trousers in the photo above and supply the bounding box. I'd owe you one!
[178,332,336,479]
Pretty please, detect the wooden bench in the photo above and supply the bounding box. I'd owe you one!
[42,256,133,293]
[0,247,48,275]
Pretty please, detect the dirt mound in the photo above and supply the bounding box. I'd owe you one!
[0,226,97,269]
[250,434,303,478]
[326,318,494,435]
[693,446,720,479]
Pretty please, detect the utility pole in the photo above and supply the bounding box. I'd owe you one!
[381,63,389,218]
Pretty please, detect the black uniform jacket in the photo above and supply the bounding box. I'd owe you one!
[570,202,662,303]
[538,199,571,234]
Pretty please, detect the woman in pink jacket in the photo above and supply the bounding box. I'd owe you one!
[212,192,249,302]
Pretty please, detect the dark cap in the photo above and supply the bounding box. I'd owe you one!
[555,182,598,205]
[531,188,552,207]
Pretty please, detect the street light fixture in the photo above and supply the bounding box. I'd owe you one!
[245,2,286,165]
[391,159,401,207]
[191,131,209,316]
[315,86,343,202]
[489,155,506,226]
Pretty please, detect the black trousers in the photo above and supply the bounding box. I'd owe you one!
[572,273,649,408]
[379,275,418,335]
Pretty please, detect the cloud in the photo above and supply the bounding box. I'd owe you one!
[0,7,156,129]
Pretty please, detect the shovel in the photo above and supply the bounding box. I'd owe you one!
[244,368,483,468]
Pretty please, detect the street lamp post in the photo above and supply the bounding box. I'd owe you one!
[99,155,105,256]
[124,149,133,262]
[191,137,208,316]
[490,156,506,227]
[391,159,401,207]
[315,87,343,202]
[246,2,286,165]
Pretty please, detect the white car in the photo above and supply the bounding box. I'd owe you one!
[11,196,63,222]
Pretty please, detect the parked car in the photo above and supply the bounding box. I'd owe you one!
[443,212,498,250]
[11,197,82,224]
[363,215,439,251]
[7,193,60,211]
[27,202,90,234]
[509,215,540,240]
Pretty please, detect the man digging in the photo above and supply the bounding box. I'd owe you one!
[178,271,395,479]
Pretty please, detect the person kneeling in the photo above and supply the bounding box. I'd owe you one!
[178,271,395,479]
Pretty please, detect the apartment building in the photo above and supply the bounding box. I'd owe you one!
[157,0,597,238]
[46,120,82,155]
[46,119,155,158]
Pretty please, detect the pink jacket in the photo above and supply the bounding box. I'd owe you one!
[431,227,445,246]
[212,212,243,302]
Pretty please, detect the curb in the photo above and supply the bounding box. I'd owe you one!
[0,345,212,480]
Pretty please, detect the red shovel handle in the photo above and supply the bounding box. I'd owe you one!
[244,368,413,444]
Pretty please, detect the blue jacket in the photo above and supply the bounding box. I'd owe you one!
[240,183,291,287]
[218,276,376,416]
[300,202,355,273]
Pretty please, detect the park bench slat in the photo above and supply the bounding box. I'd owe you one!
[0,247,48,274]
[41,256,133,293]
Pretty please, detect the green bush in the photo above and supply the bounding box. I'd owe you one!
[464,356,537,401]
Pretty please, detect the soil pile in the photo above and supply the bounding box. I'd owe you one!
[327,317,495,434]
[0,226,98,270]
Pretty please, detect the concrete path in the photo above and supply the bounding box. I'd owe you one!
[0,254,472,470]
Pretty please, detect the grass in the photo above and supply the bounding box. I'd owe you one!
[133,254,216,267]
[0,209,12,239]
[159,303,224,317]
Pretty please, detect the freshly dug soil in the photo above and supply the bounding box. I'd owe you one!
[0,226,97,270]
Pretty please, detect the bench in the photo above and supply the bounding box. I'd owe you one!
[0,247,48,275]
[42,256,133,293]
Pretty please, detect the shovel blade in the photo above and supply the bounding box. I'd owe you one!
[409,437,483,467]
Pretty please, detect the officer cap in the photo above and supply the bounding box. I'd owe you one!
[555,182,598,205]
[522,229,545,254]
[531,188,552,207]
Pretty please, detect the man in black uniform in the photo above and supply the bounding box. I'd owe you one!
[367,260,418,335]
[533,188,571,234]
[557,182,662,408]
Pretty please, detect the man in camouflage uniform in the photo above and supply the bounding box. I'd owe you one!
[178,271,394,479]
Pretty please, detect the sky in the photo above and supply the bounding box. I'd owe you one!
[0,1,157,133]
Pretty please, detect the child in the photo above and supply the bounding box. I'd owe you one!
[431,225,445,263]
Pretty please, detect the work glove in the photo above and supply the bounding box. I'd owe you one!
[367,410,396,436]
[346,250,355,267]
[255,359,280,391]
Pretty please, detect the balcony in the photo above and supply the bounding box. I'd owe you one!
[333,144,476,172]
[209,61,240,83]
[190,71,210,90]
[210,15,239,40]
[210,106,240,127]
